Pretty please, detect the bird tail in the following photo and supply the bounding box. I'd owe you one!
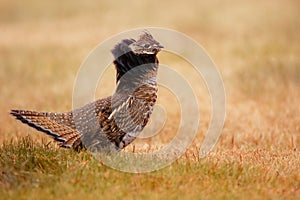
[10,110,82,149]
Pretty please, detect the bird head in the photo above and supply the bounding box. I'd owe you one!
[129,31,164,55]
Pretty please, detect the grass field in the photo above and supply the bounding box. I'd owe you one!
[1,0,300,199]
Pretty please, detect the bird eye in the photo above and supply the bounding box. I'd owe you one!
[144,44,151,48]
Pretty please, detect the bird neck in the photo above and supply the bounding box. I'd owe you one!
[114,51,158,82]
[115,62,158,94]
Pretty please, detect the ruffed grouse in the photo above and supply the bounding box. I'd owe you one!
[11,31,163,152]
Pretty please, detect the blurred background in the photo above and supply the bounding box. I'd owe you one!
[1,0,299,150]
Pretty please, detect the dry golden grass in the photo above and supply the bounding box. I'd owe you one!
[1,0,300,199]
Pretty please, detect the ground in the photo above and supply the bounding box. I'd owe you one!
[0,0,299,199]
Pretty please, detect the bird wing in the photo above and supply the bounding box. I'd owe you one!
[104,84,157,149]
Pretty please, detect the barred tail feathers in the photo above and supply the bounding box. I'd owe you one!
[10,110,81,148]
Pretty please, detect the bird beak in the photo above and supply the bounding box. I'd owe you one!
[157,44,164,48]
[153,43,164,49]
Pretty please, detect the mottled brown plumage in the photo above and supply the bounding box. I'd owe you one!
[11,31,163,151]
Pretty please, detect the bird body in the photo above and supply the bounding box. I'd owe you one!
[11,32,163,151]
